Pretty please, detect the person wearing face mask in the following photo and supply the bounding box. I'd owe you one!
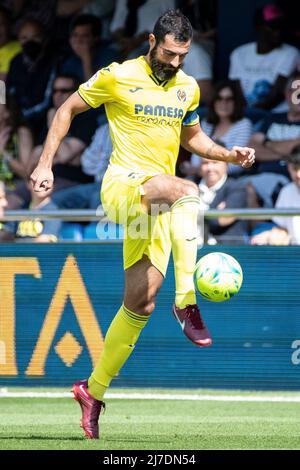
[6,17,57,142]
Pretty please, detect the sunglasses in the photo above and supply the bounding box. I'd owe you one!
[53,88,74,94]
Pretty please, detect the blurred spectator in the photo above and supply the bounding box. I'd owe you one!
[56,0,91,17]
[80,121,112,182]
[193,158,248,244]
[11,0,57,32]
[177,0,217,104]
[60,14,118,82]
[55,122,111,194]
[51,121,112,209]
[244,172,289,209]
[177,0,217,56]
[0,180,61,242]
[110,0,174,59]
[248,72,300,176]
[30,74,97,186]
[229,4,299,113]
[186,81,253,177]
[180,41,213,106]
[49,121,112,238]
[0,103,33,185]
[82,0,116,19]
[82,0,117,39]
[8,74,97,209]
[251,145,300,245]
[0,5,21,81]
[6,17,57,142]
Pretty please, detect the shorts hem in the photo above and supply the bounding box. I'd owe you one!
[124,253,168,278]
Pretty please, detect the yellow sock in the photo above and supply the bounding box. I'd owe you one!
[88,304,149,400]
[170,195,200,309]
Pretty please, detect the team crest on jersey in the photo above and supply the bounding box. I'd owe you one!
[82,71,100,90]
[177,89,187,102]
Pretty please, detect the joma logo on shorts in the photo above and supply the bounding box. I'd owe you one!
[134,104,184,119]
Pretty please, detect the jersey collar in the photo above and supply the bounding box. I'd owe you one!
[139,55,172,88]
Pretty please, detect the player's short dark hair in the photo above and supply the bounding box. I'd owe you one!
[288,145,300,166]
[206,80,247,125]
[70,14,102,37]
[153,9,193,44]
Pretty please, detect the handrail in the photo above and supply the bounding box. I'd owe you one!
[1,208,300,222]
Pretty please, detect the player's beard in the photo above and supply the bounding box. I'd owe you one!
[149,46,181,81]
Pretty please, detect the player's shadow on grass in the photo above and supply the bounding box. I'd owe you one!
[0,436,86,441]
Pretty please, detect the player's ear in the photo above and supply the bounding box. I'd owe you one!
[149,33,156,49]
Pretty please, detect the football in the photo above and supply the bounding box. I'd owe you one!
[194,252,243,302]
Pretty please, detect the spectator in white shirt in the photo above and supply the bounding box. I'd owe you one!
[229,4,299,113]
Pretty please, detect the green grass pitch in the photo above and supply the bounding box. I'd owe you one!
[0,389,300,450]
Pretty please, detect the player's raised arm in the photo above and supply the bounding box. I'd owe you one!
[30,92,91,194]
[180,122,255,168]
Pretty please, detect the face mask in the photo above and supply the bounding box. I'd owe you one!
[22,40,43,61]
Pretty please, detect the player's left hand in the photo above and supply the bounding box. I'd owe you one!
[228,146,255,168]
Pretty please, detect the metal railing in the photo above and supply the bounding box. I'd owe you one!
[1,208,300,222]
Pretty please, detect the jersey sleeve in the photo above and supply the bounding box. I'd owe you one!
[78,63,117,108]
[182,81,200,127]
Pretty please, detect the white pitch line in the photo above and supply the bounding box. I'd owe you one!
[0,391,300,402]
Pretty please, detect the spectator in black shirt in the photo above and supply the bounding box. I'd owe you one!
[248,72,300,176]
[6,17,57,142]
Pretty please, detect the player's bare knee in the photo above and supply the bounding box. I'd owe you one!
[183,181,199,198]
[175,181,199,201]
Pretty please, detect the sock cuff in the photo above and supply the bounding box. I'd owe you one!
[122,304,149,325]
[171,195,200,210]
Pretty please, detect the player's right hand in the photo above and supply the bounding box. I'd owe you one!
[30,164,54,194]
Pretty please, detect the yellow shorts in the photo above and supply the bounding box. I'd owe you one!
[101,164,172,277]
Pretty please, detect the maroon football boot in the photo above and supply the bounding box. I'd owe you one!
[172,304,212,347]
[72,379,105,439]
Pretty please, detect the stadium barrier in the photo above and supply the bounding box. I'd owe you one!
[0,209,299,390]
[2,208,300,221]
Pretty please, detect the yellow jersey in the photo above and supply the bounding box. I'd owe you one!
[78,56,200,175]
